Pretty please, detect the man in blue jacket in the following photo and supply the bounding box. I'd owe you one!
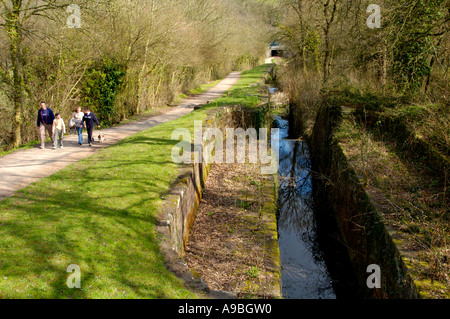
[37,102,56,149]
[82,108,101,147]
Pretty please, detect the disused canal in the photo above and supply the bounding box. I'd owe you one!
[273,116,336,299]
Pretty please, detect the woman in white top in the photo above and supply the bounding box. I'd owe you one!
[72,107,85,145]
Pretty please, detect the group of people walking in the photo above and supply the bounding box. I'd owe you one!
[37,102,101,149]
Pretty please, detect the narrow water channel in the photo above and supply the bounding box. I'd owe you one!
[273,116,336,299]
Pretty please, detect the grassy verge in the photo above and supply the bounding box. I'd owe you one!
[174,79,222,104]
[335,114,449,299]
[382,103,449,157]
[189,79,222,95]
[207,64,270,110]
[0,64,269,299]
[0,141,40,158]
[111,106,172,127]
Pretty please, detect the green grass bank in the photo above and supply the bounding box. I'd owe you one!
[0,64,271,299]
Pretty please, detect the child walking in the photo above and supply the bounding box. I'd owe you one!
[52,113,66,149]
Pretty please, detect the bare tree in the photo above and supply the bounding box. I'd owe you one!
[321,0,340,83]
[0,0,78,147]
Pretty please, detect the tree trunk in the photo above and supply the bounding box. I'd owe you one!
[424,37,442,94]
[323,32,331,83]
[322,0,338,83]
[380,42,387,90]
[7,5,24,148]
[136,0,156,114]
[424,55,436,94]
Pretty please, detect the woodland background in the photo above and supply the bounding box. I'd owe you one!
[1,0,449,150]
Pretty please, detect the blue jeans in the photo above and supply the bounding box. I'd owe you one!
[76,126,83,144]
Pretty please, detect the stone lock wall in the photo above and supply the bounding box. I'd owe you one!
[309,101,419,299]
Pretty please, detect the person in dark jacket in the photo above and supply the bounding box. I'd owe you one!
[36,102,56,149]
[82,108,101,146]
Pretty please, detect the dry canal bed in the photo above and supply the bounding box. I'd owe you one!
[184,154,281,298]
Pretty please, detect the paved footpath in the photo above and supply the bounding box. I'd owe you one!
[0,72,241,201]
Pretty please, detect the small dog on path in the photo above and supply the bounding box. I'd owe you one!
[98,132,105,143]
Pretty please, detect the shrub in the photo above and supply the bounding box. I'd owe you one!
[81,59,125,126]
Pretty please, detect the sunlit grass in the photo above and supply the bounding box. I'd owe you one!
[0,64,269,299]
[0,112,209,299]
[206,64,270,109]
[189,79,221,95]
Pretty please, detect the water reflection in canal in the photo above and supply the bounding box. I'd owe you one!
[273,117,336,299]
